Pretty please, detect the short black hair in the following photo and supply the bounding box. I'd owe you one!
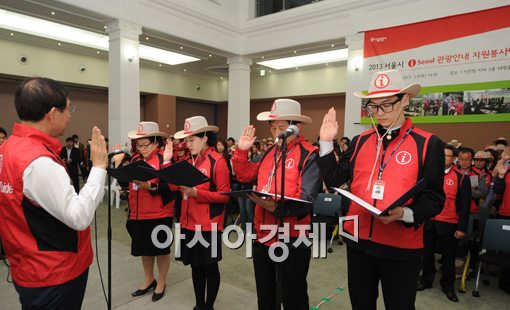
[458,147,475,158]
[14,77,69,122]
[495,138,508,146]
[72,134,79,139]
[0,127,7,137]
[444,144,457,156]
[227,137,235,143]
[193,131,217,147]
[341,137,351,144]
[66,136,74,142]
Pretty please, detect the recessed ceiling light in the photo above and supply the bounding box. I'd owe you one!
[268,70,271,73]
[158,64,162,67]
[220,76,223,79]
[57,42,61,46]
[180,46,183,50]
[96,51,100,54]
[145,37,149,40]
[293,50,297,54]
[257,49,348,70]
[51,11,55,15]
[10,32,14,36]
[0,9,200,66]
[331,44,335,47]
[261,56,265,59]
[209,54,212,57]
[183,69,187,72]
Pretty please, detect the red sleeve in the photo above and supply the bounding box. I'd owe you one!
[196,156,231,203]
[231,149,260,183]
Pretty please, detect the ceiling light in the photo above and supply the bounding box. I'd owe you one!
[293,50,297,54]
[96,51,100,54]
[0,9,200,65]
[57,42,62,46]
[183,69,187,72]
[260,69,265,76]
[261,56,264,59]
[145,37,149,40]
[10,32,14,36]
[209,54,212,57]
[331,44,335,47]
[180,46,183,50]
[257,48,348,70]
[158,64,162,67]
[51,11,55,15]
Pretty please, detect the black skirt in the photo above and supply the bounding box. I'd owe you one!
[176,228,222,267]
[126,217,173,256]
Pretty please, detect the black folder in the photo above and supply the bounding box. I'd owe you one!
[333,179,426,216]
[108,160,158,183]
[155,160,210,187]
[221,189,312,204]
[109,160,209,187]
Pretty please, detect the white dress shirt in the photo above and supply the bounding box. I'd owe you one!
[22,157,106,231]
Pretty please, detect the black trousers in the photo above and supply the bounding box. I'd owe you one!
[14,268,89,310]
[422,221,457,291]
[347,246,421,310]
[253,242,310,310]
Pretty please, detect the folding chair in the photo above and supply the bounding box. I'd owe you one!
[472,219,510,297]
[312,193,342,253]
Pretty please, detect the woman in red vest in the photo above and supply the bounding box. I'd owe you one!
[126,122,174,302]
[173,116,230,310]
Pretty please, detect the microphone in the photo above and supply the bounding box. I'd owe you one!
[108,150,125,158]
[275,125,299,143]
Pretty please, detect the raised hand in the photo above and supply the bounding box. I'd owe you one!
[90,126,107,169]
[237,125,257,151]
[163,139,173,163]
[320,108,338,142]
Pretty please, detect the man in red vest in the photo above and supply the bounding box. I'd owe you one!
[0,77,107,309]
[318,69,445,309]
[418,144,471,302]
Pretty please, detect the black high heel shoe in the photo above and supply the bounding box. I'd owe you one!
[152,284,166,302]
[131,279,157,297]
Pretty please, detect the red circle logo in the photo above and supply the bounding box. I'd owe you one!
[200,168,208,175]
[395,151,412,165]
[285,158,295,169]
[408,59,417,68]
[374,74,390,89]
[184,121,191,131]
[137,124,143,133]
[446,179,454,186]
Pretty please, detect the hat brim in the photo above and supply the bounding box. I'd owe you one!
[353,84,421,99]
[256,112,312,124]
[127,130,168,140]
[174,126,219,140]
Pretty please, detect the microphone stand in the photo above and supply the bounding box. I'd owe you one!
[106,157,113,310]
[275,136,288,310]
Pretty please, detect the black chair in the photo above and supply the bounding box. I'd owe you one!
[472,219,510,297]
[312,193,342,253]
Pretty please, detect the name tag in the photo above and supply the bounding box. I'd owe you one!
[132,183,139,191]
[372,180,385,200]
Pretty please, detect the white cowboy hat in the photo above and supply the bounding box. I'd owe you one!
[447,139,462,148]
[256,98,312,124]
[174,116,219,140]
[127,121,168,140]
[354,69,421,99]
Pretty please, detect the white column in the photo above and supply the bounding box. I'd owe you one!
[106,19,142,148]
[227,56,252,139]
[344,33,370,139]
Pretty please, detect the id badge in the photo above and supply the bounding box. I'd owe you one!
[372,180,385,200]
[132,183,139,191]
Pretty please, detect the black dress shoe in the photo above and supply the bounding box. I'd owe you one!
[152,284,166,302]
[132,279,157,297]
[444,290,459,302]
[417,281,432,291]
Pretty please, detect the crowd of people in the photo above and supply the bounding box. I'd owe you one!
[0,71,509,310]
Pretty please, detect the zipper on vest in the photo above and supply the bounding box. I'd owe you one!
[368,199,377,240]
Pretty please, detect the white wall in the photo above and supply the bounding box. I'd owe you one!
[251,64,347,99]
[0,39,228,101]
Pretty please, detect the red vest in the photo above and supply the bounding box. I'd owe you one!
[0,124,93,287]
[128,149,173,220]
[499,173,510,217]
[180,148,230,231]
[254,136,317,244]
[435,167,464,224]
[461,168,482,214]
[345,119,431,250]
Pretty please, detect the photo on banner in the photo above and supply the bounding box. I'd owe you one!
[357,5,510,124]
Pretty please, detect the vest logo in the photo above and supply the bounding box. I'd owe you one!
[395,151,412,165]
[0,155,3,175]
[285,158,295,169]
[200,168,208,176]
[445,179,454,186]
[0,181,13,194]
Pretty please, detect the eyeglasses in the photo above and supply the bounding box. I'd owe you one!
[136,142,153,150]
[57,105,77,114]
[366,97,402,114]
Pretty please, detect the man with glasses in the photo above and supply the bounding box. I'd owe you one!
[0,77,108,309]
[318,70,445,309]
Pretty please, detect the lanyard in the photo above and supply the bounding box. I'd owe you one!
[262,143,298,192]
[377,127,413,180]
